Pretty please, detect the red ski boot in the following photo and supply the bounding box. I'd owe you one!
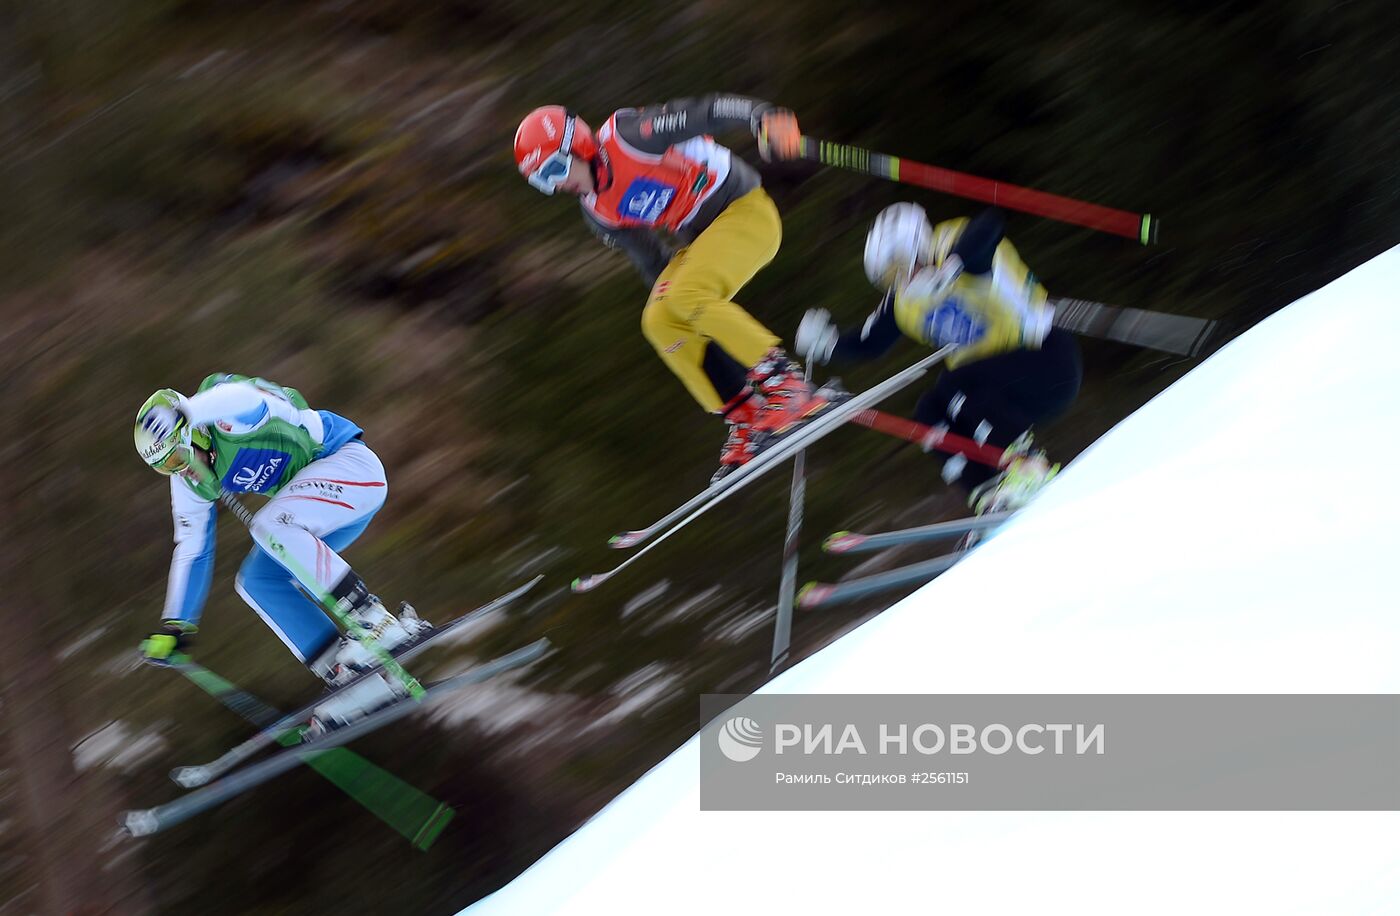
[711,350,846,483]
[748,349,837,441]
[712,389,765,484]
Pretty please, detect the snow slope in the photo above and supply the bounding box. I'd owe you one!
[466,246,1400,915]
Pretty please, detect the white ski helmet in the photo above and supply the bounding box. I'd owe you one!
[134,388,194,475]
[863,202,933,290]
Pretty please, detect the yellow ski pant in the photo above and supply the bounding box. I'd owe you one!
[640,188,783,412]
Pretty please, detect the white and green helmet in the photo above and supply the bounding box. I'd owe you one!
[134,389,200,475]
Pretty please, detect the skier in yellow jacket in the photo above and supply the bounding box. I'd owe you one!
[795,205,1082,513]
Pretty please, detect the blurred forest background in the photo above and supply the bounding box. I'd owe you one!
[1,0,1396,912]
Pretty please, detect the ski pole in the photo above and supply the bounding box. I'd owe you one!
[800,137,1158,245]
[848,409,1009,468]
[771,362,814,671]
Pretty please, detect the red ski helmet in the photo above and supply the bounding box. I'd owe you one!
[513,106,597,195]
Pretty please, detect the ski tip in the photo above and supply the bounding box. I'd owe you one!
[796,582,828,610]
[608,532,643,549]
[521,637,553,661]
[170,765,213,788]
[823,531,864,554]
[122,809,160,837]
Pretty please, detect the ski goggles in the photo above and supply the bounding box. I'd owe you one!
[152,442,193,476]
[526,116,576,195]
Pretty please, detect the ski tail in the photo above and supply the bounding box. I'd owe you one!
[122,638,550,838]
[164,657,455,848]
[1050,298,1217,357]
[172,576,543,788]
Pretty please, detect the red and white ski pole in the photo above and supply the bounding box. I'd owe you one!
[848,409,1010,468]
[800,137,1158,245]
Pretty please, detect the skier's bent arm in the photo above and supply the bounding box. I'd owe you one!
[834,292,905,362]
[795,292,903,367]
[184,381,324,440]
[144,478,216,660]
[946,208,1007,276]
[183,381,268,428]
[617,93,786,153]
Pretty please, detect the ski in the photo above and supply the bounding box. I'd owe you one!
[823,511,1013,555]
[1050,297,1218,357]
[574,347,957,593]
[170,575,542,788]
[162,657,455,849]
[123,637,551,838]
[605,347,955,552]
[798,552,966,610]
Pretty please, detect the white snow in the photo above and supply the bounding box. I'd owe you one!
[463,246,1400,916]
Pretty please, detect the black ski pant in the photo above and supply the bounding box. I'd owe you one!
[915,328,1082,491]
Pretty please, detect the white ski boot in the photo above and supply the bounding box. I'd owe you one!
[346,595,428,649]
[327,596,431,680]
[304,596,432,737]
[306,672,411,739]
[308,599,427,682]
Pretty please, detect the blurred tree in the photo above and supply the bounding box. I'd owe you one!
[0,517,150,911]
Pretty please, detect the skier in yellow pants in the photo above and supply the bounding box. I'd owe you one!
[514,93,836,482]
